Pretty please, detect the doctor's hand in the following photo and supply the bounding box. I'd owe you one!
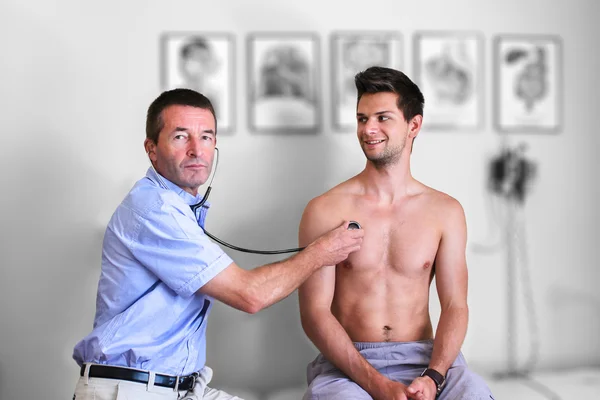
[308,221,364,267]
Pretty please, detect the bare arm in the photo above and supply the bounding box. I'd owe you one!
[298,199,406,399]
[200,220,363,314]
[429,199,469,376]
[407,199,469,400]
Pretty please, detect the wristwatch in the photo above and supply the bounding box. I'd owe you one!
[420,368,446,396]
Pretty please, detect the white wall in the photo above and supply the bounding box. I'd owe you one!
[0,0,598,398]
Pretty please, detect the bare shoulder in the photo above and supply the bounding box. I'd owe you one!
[299,180,358,244]
[304,178,358,214]
[418,184,466,224]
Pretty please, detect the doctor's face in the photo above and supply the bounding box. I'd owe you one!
[145,105,217,196]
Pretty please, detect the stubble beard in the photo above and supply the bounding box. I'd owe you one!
[183,165,211,189]
[365,141,405,169]
[161,158,211,194]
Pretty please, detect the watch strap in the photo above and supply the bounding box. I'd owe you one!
[420,368,446,395]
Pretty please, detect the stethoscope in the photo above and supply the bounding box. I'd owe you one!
[150,148,307,254]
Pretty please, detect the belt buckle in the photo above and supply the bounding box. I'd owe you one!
[189,371,199,390]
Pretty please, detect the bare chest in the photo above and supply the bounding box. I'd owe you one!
[339,209,441,276]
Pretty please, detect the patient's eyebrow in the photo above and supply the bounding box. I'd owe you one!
[357,110,393,117]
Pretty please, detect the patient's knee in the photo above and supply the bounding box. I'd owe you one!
[442,366,494,400]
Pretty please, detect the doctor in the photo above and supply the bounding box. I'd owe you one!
[72,88,364,400]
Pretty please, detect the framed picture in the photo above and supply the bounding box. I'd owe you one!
[247,33,320,134]
[331,31,403,131]
[161,32,235,133]
[414,31,484,130]
[494,35,562,133]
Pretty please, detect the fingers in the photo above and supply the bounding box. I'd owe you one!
[338,220,351,230]
[339,220,365,234]
[349,229,365,239]
[320,220,365,262]
[350,245,362,253]
[406,383,425,400]
[344,235,363,253]
[411,392,426,400]
[407,381,433,400]
[339,220,365,239]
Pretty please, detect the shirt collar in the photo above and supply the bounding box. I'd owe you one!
[145,167,211,208]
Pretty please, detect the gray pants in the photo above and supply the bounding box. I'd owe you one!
[304,341,494,400]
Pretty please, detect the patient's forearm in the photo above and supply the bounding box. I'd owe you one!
[429,305,468,375]
[302,309,388,398]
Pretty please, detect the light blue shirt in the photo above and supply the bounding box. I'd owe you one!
[73,168,233,375]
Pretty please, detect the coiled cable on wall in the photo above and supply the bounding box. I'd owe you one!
[471,142,562,400]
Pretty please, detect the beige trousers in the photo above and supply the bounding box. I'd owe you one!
[72,364,243,400]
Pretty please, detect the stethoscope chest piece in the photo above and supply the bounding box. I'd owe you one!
[348,221,361,230]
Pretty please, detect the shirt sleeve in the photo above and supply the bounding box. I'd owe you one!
[128,198,233,298]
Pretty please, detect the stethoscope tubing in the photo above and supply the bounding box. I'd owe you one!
[154,148,305,254]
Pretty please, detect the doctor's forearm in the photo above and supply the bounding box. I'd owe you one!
[243,245,323,313]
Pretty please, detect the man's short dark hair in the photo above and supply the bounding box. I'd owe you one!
[354,66,424,122]
[146,88,217,144]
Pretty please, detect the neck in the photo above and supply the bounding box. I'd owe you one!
[360,152,416,203]
[150,165,199,197]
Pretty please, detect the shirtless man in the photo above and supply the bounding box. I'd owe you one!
[298,67,494,400]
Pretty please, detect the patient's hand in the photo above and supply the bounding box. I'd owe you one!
[374,379,410,400]
[406,376,437,400]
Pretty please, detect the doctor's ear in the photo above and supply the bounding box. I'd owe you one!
[144,139,157,160]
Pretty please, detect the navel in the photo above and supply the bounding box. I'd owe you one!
[383,325,392,342]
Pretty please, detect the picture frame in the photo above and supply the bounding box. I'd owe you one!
[494,34,562,133]
[331,31,403,131]
[414,31,484,131]
[160,32,236,133]
[247,32,320,134]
